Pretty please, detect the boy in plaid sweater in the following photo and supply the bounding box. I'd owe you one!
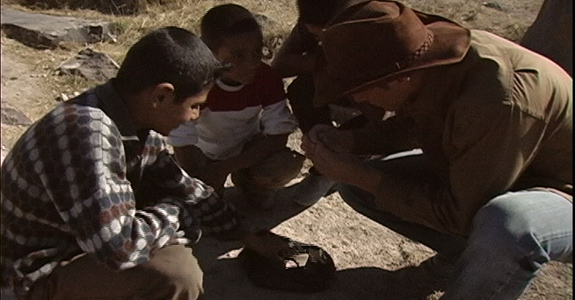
[1,26,289,300]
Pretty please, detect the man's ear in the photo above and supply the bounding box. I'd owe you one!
[150,83,176,107]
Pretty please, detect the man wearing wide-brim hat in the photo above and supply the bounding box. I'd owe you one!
[302,1,572,298]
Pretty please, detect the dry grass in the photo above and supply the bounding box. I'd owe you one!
[0,0,543,127]
[0,0,541,97]
[1,0,298,96]
[0,0,544,138]
[3,0,186,15]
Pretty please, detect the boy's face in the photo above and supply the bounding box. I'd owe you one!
[152,87,210,136]
[213,31,263,85]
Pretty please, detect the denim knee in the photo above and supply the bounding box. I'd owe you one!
[469,192,553,270]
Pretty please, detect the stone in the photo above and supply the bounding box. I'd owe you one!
[57,48,119,82]
[520,0,573,75]
[483,2,505,11]
[0,6,117,49]
[17,0,144,15]
[1,104,33,126]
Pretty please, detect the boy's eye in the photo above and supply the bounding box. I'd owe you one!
[191,104,202,110]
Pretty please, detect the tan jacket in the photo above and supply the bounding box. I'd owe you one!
[352,30,573,236]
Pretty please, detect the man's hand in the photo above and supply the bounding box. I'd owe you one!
[306,133,383,194]
[303,124,354,157]
[307,140,365,183]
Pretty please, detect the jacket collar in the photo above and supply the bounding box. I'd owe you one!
[93,80,140,142]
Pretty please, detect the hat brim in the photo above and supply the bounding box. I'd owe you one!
[313,20,471,107]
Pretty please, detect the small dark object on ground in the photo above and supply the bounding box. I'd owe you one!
[238,232,337,293]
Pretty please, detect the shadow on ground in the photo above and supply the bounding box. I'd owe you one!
[193,236,449,300]
[192,187,449,300]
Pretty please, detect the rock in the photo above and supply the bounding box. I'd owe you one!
[57,93,69,102]
[520,0,573,75]
[1,104,33,126]
[483,2,505,11]
[0,6,117,49]
[57,48,119,82]
[17,0,144,15]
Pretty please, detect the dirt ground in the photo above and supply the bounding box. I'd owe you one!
[0,1,572,299]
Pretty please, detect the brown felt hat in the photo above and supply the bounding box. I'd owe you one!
[313,0,472,106]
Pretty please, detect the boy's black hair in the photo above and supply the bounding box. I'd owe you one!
[114,26,226,103]
[297,0,351,26]
[200,4,262,50]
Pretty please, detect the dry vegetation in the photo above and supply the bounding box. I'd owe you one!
[1,0,297,106]
[0,0,539,102]
[1,0,572,299]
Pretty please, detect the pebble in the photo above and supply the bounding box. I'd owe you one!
[58,93,69,101]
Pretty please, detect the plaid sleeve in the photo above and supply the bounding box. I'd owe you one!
[41,104,186,270]
[139,132,242,240]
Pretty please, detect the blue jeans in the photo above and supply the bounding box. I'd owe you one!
[337,153,573,300]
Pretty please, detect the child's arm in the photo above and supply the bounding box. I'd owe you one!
[173,145,205,178]
[216,133,289,173]
[141,145,292,259]
[167,120,205,179]
[173,144,228,191]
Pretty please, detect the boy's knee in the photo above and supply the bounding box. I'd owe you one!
[251,149,304,185]
[278,149,305,175]
[148,246,204,299]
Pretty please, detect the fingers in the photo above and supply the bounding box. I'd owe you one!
[303,125,340,158]
[318,132,331,148]
[307,124,334,141]
[306,142,337,176]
